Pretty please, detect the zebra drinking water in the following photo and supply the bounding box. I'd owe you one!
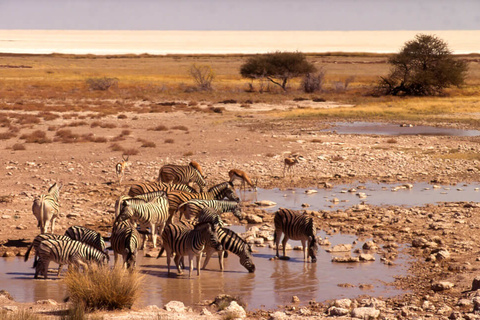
[274,208,318,262]
[158,162,207,192]
[177,199,243,222]
[110,220,140,269]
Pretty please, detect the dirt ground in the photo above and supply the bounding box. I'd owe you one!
[1,102,480,319]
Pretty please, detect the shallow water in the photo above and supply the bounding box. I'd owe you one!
[242,182,480,212]
[1,227,407,310]
[321,122,480,136]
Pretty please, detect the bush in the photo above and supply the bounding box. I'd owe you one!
[86,77,118,91]
[150,125,169,131]
[19,130,52,144]
[164,138,174,144]
[240,51,316,91]
[189,63,215,91]
[377,34,468,96]
[12,143,26,151]
[64,266,142,311]
[301,69,326,93]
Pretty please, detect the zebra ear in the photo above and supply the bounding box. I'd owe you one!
[228,181,234,187]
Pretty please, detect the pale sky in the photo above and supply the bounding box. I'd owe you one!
[1,0,479,31]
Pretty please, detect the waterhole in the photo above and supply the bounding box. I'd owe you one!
[321,121,480,136]
[1,227,407,310]
[243,182,480,212]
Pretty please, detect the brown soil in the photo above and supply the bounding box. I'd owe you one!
[1,104,480,318]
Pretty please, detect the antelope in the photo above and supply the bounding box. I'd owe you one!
[283,154,304,177]
[228,169,257,191]
[115,155,129,184]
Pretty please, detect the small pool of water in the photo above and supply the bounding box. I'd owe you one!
[242,182,480,212]
[321,122,480,136]
[1,228,407,310]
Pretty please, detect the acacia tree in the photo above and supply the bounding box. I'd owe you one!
[240,51,316,91]
[379,34,468,96]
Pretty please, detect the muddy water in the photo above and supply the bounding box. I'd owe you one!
[321,122,480,136]
[0,228,407,310]
[243,182,480,212]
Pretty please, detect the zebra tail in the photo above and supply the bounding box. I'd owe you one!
[39,199,45,233]
[24,243,34,262]
[156,247,165,259]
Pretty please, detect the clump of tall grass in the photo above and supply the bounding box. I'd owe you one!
[86,77,118,91]
[64,266,142,311]
[11,143,26,151]
[19,130,52,144]
[0,309,43,320]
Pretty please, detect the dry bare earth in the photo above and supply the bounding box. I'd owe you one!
[1,104,480,318]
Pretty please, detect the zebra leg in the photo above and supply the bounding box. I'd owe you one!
[50,217,56,234]
[174,254,183,275]
[201,248,213,270]
[114,252,119,267]
[140,233,147,250]
[196,252,202,276]
[219,250,225,271]
[150,223,157,248]
[282,236,289,258]
[188,253,195,278]
[57,264,63,276]
[166,249,172,275]
[301,239,307,261]
[274,231,282,258]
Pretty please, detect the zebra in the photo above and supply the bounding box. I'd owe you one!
[24,233,72,273]
[158,162,207,192]
[64,226,106,253]
[177,199,243,222]
[115,196,169,249]
[110,219,140,269]
[35,239,109,279]
[166,181,239,223]
[202,226,255,273]
[127,181,197,197]
[32,182,62,234]
[274,208,318,262]
[159,221,222,277]
[114,191,167,218]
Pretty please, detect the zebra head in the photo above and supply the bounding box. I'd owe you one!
[232,204,244,221]
[195,222,222,252]
[241,244,256,273]
[308,236,318,263]
[115,200,134,223]
[225,182,240,202]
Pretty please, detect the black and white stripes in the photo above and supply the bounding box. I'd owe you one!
[32,182,62,234]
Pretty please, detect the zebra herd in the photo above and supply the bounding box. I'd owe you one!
[28,161,318,279]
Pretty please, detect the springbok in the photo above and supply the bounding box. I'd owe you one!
[283,154,304,177]
[115,155,129,184]
[228,169,257,191]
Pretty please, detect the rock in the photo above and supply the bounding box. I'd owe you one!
[362,241,378,250]
[332,256,360,263]
[473,296,480,311]
[351,307,380,319]
[334,298,352,309]
[245,214,263,224]
[271,311,288,320]
[2,306,18,312]
[254,200,276,207]
[329,306,349,316]
[1,215,11,219]
[431,281,454,292]
[36,299,58,305]
[164,300,185,313]
[200,308,212,316]
[304,189,317,194]
[0,290,14,300]
[359,253,376,261]
[219,301,246,319]
[436,249,451,260]
[472,276,480,291]
[327,244,352,252]
[301,203,310,207]
[291,295,300,303]
[3,251,15,257]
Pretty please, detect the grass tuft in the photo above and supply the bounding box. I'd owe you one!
[0,309,43,320]
[64,265,142,312]
[19,130,52,144]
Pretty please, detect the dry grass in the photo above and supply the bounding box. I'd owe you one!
[149,125,169,131]
[0,309,44,320]
[64,265,142,311]
[164,138,174,144]
[171,125,188,131]
[19,130,52,144]
[11,143,26,150]
[123,148,139,156]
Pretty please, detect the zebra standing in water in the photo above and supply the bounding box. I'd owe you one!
[35,239,109,279]
[32,182,62,234]
[202,226,255,273]
[274,208,318,262]
[64,226,106,252]
[159,221,222,277]
[115,196,169,249]
[177,199,243,222]
[166,182,239,222]
[110,220,140,269]
[158,162,207,192]
[24,233,72,272]
[127,181,197,197]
